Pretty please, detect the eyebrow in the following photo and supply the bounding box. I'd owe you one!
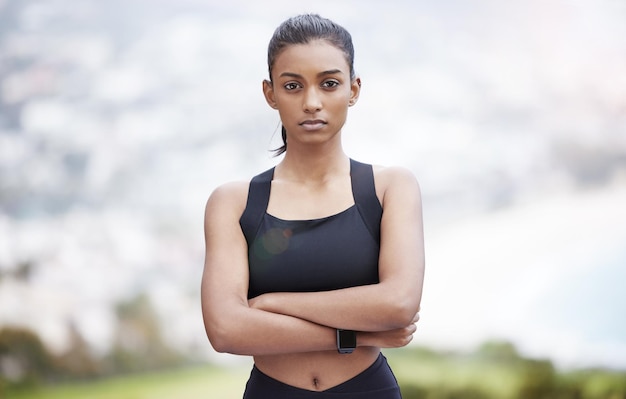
[279,69,344,79]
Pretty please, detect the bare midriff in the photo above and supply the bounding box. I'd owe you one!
[253,346,380,391]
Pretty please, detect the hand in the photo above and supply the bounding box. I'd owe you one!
[359,312,419,348]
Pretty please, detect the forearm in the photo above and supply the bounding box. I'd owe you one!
[204,301,405,356]
[206,303,336,356]
[250,281,421,332]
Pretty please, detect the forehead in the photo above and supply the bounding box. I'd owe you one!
[272,39,349,78]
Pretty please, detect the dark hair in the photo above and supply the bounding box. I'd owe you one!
[267,14,356,156]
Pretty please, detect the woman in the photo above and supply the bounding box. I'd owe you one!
[201,14,425,398]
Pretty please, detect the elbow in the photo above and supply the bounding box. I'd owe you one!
[206,323,247,355]
[210,339,236,355]
[206,328,232,354]
[202,294,252,354]
[203,314,245,355]
[387,304,417,329]
[384,291,421,328]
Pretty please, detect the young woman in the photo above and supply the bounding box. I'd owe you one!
[201,14,425,398]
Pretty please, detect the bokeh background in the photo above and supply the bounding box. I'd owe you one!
[1,0,625,397]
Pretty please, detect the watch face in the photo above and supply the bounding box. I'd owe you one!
[339,330,356,348]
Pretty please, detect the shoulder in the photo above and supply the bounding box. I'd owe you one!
[371,165,421,209]
[209,180,250,202]
[204,180,250,222]
[373,164,419,185]
[372,163,420,193]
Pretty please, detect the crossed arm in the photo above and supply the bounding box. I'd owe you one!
[200,167,424,356]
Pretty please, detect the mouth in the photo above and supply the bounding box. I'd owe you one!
[299,119,327,131]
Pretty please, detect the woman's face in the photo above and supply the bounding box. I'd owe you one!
[264,39,360,149]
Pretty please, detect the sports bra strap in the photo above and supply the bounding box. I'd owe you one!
[239,167,274,246]
[350,159,383,243]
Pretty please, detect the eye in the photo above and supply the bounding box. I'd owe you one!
[322,80,340,89]
[284,82,301,91]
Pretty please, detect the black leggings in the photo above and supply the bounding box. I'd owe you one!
[242,353,402,398]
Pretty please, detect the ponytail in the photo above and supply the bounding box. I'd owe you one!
[272,125,287,156]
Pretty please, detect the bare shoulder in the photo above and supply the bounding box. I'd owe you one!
[204,180,250,221]
[373,164,419,186]
[372,165,421,204]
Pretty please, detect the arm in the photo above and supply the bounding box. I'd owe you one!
[200,182,415,355]
[201,182,336,355]
[249,167,425,332]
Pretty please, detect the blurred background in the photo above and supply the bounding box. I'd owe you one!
[1,0,625,398]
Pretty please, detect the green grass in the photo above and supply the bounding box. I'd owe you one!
[5,349,626,399]
[387,347,530,399]
[4,365,250,399]
[4,351,513,399]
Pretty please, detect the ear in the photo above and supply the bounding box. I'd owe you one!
[348,76,361,107]
[263,79,278,109]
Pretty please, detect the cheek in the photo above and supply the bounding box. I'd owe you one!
[273,97,297,115]
[337,88,353,105]
[276,107,298,126]
[331,93,352,111]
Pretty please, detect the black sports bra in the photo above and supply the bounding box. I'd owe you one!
[239,159,383,299]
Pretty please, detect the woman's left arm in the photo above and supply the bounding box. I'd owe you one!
[250,166,425,332]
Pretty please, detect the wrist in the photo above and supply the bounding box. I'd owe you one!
[356,331,373,347]
[336,329,357,354]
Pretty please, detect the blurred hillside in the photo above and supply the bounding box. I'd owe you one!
[1,0,625,372]
[2,338,626,399]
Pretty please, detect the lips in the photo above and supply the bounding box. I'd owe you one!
[299,119,327,131]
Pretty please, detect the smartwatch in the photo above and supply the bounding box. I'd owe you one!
[336,329,357,354]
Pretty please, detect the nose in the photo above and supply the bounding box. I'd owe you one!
[303,87,322,113]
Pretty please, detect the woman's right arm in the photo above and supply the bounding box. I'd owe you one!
[201,182,335,355]
[200,182,415,355]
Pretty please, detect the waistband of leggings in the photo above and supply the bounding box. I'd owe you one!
[251,352,387,392]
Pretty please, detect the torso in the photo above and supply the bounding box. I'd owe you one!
[247,205,380,298]
[267,172,354,220]
[236,160,390,391]
[254,347,381,391]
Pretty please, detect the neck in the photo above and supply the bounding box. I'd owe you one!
[277,144,349,183]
